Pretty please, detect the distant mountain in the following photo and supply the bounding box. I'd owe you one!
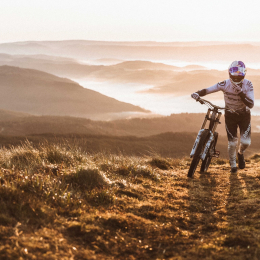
[111,60,180,70]
[0,109,31,121]
[0,54,211,90]
[1,40,260,62]
[89,58,124,65]
[0,66,149,119]
[112,61,207,71]
[0,54,204,78]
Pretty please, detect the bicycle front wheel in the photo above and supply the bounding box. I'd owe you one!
[188,130,210,178]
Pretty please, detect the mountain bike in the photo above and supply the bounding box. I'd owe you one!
[188,97,228,178]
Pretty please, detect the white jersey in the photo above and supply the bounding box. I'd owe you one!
[205,79,254,111]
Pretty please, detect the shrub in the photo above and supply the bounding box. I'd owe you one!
[116,164,159,181]
[149,158,171,170]
[9,150,41,168]
[0,141,42,169]
[66,168,109,190]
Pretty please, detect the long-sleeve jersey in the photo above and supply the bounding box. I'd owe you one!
[196,78,254,111]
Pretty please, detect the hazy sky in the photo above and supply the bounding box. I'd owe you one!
[1,0,260,43]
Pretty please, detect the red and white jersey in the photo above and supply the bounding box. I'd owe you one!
[205,79,254,111]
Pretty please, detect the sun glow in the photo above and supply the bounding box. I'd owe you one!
[1,0,260,43]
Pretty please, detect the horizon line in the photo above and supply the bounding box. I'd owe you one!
[1,39,260,45]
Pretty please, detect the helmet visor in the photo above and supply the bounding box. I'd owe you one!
[229,66,246,77]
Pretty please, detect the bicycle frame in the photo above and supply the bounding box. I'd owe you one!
[190,99,223,160]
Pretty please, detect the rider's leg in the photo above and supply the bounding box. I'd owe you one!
[238,110,251,154]
[228,137,238,168]
[225,111,239,170]
[237,110,251,169]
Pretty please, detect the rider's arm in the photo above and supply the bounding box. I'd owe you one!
[195,82,223,97]
[238,81,254,108]
[238,92,254,108]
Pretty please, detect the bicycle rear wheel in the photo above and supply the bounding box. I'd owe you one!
[200,132,218,173]
[188,129,210,178]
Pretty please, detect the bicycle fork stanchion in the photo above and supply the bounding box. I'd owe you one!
[201,109,211,129]
[190,129,205,158]
[201,132,214,160]
[201,111,222,160]
[212,112,222,133]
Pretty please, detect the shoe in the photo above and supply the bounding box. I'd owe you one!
[238,152,245,169]
[230,167,237,173]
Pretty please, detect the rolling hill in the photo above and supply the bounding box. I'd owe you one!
[0,66,149,119]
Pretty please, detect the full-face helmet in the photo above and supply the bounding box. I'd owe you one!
[228,61,247,85]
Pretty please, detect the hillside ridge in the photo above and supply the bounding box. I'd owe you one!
[0,65,148,119]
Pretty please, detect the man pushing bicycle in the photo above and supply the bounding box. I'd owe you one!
[191,61,254,173]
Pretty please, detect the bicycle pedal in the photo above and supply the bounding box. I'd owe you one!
[213,151,220,158]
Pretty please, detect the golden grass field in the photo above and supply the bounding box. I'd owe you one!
[1,141,260,259]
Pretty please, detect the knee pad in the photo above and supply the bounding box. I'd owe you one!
[228,137,238,149]
[240,136,251,147]
[228,138,238,168]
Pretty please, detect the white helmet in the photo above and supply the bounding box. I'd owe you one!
[228,61,247,85]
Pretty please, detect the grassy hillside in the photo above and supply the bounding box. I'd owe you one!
[0,66,148,118]
[1,132,260,160]
[1,140,260,259]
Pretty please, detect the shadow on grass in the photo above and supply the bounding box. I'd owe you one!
[221,170,260,258]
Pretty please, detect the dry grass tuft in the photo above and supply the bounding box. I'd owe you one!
[149,157,171,170]
[66,168,109,190]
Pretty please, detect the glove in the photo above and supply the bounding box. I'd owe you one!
[191,92,200,101]
[231,82,242,94]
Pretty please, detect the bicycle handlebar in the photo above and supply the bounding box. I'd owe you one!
[195,97,239,114]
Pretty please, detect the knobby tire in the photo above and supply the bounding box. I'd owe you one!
[200,132,218,173]
[188,130,210,178]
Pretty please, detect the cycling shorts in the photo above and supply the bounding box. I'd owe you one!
[225,109,251,141]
